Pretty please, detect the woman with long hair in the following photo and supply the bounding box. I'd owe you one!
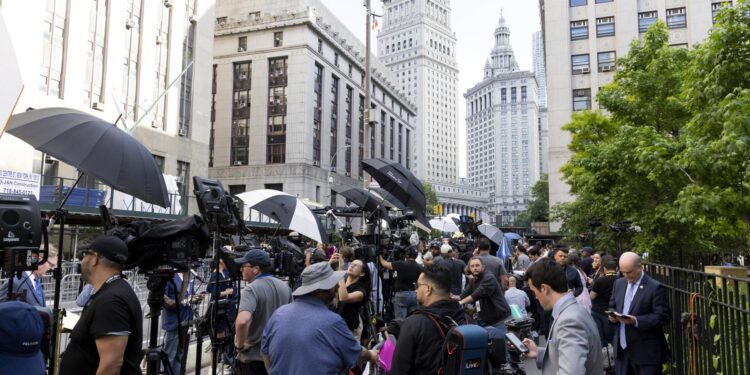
[334,256,371,342]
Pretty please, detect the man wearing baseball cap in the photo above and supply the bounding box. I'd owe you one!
[261,262,378,374]
[234,249,292,375]
[59,235,143,375]
[0,301,47,375]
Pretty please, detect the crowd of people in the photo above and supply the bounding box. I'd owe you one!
[0,233,674,375]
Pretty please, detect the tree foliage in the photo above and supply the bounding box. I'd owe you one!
[516,174,549,228]
[422,181,439,216]
[553,9,750,263]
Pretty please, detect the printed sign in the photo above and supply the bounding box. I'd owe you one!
[0,169,40,199]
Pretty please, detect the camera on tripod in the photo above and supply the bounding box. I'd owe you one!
[0,194,48,275]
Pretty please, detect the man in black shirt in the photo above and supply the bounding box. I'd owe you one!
[60,236,143,375]
[391,264,466,374]
[590,260,618,347]
[437,244,467,296]
[379,246,422,320]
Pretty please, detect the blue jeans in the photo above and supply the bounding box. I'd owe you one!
[393,291,417,320]
[163,327,188,374]
[592,310,615,347]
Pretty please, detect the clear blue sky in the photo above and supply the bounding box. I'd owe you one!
[318,0,542,178]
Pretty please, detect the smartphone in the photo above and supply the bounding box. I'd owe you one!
[505,332,529,353]
[605,310,624,318]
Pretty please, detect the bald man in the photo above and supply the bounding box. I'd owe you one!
[608,252,671,375]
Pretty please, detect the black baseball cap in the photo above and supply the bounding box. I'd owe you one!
[86,235,129,265]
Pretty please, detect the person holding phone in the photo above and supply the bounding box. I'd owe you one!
[608,252,671,375]
[521,258,602,374]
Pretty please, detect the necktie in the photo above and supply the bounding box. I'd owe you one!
[619,283,636,349]
[34,278,45,307]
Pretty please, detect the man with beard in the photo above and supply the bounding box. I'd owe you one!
[391,264,466,374]
[59,236,143,375]
[261,262,378,374]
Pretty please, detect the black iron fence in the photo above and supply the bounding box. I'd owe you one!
[645,263,750,375]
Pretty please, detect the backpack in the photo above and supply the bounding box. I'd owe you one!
[421,313,488,375]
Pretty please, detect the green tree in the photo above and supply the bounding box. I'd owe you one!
[556,21,696,260]
[676,1,750,252]
[422,181,439,216]
[516,174,549,228]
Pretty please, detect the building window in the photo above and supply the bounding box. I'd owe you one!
[122,0,142,121]
[264,183,283,191]
[317,38,323,53]
[571,54,590,74]
[152,2,170,129]
[345,86,353,175]
[238,36,247,51]
[405,128,411,169]
[273,31,283,47]
[153,155,165,172]
[84,0,108,106]
[570,0,587,7]
[596,16,615,37]
[639,11,658,33]
[501,88,507,104]
[572,89,591,111]
[329,74,339,168]
[666,8,687,29]
[229,185,246,196]
[313,64,323,166]
[389,117,395,160]
[511,87,517,103]
[597,51,616,72]
[232,61,252,165]
[248,11,260,21]
[178,0,196,137]
[595,0,613,2]
[267,57,287,164]
[176,161,190,215]
[380,111,386,158]
[570,20,589,40]
[521,86,527,102]
[334,53,339,67]
[712,2,731,23]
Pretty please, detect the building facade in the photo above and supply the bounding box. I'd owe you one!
[210,0,416,209]
[0,0,214,216]
[532,30,547,107]
[465,15,541,226]
[377,0,458,184]
[540,0,735,231]
[434,180,490,223]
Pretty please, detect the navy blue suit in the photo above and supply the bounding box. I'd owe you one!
[608,273,671,375]
[0,272,46,307]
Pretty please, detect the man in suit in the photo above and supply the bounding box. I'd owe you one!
[522,258,602,374]
[0,245,57,306]
[608,252,671,375]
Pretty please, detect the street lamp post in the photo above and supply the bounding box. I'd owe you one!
[328,144,352,196]
[363,0,372,190]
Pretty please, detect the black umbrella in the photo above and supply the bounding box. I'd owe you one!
[235,190,329,243]
[369,187,406,210]
[6,108,169,207]
[331,185,386,214]
[361,158,426,215]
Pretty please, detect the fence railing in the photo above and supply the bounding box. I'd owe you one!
[645,263,750,375]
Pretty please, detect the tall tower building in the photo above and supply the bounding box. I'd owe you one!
[465,14,541,226]
[540,0,735,230]
[377,0,459,183]
[532,31,547,107]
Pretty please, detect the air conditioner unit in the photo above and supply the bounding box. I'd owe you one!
[178,128,187,136]
[237,47,246,52]
[125,18,135,29]
[189,14,198,24]
[312,160,320,167]
[600,64,613,72]
[163,0,173,8]
[581,67,590,73]
[234,160,243,166]
[156,35,165,45]
[151,121,159,128]
[91,101,104,111]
